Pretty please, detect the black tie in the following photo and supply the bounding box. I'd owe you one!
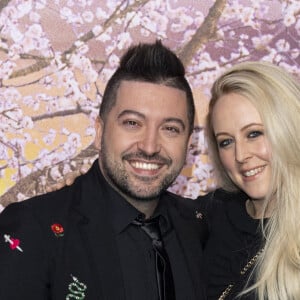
[132,216,176,300]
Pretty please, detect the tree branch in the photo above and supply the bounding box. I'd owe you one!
[178,0,227,66]
[9,0,150,79]
[0,0,11,12]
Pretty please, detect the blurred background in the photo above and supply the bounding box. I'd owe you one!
[0,0,299,210]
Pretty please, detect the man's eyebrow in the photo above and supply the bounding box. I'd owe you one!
[117,110,186,130]
[117,110,145,119]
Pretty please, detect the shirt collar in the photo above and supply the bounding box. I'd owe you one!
[106,185,172,235]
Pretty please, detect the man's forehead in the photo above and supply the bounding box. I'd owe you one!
[117,80,185,94]
[115,82,186,108]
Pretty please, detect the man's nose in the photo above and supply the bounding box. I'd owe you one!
[137,129,161,156]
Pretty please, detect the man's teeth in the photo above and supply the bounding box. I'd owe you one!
[244,167,264,177]
[131,162,160,170]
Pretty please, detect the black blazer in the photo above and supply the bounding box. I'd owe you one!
[0,160,207,299]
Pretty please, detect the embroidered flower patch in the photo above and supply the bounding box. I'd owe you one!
[51,223,64,237]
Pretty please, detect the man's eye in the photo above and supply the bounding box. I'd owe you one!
[123,120,139,127]
[164,126,180,134]
[248,131,263,138]
[218,138,233,148]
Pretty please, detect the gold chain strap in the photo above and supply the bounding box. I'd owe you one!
[218,248,264,300]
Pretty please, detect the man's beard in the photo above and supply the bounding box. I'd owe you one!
[100,141,183,202]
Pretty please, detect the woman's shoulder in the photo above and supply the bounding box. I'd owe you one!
[194,188,247,215]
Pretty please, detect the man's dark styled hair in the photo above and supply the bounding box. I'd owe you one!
[99,40,195,134]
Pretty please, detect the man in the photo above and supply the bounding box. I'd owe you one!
[0,41,206,299]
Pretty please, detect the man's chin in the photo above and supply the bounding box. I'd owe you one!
[128,190,160,202]
[133,195,160,202]
[126,186,163,202]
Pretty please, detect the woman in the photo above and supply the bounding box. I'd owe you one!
[200,61,300,299]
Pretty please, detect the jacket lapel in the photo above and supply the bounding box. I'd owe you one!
[71,161,125,300]
[167,196,206,299]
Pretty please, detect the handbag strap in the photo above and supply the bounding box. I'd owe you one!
[218,248,264,300]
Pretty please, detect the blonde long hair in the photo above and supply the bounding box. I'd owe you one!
[206,61,300,299]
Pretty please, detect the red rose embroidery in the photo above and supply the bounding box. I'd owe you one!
[51,223,64,237]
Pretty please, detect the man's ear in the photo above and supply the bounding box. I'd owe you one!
[94,116,103,150]
[187,131,194,151]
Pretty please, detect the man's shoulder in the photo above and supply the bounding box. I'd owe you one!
[163,190,202,220]
[163,191,209,244]
[0,186,72,227]
[163,190,194,211]
[1,161,100,221]
[164,190,189,202]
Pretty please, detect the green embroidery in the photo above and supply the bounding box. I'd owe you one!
[66,275,87,300]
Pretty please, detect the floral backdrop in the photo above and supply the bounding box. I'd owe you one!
[0,0,299,211]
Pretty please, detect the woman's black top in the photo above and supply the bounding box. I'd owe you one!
[195,189,264,300]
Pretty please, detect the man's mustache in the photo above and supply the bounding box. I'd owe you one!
[123,151,171,166]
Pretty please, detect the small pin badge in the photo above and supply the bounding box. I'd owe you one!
[195,210,203,219]
[4,234,23,252]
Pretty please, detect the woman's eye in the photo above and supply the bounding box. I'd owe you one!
[248,131,263,138]
[218,138,233,148]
